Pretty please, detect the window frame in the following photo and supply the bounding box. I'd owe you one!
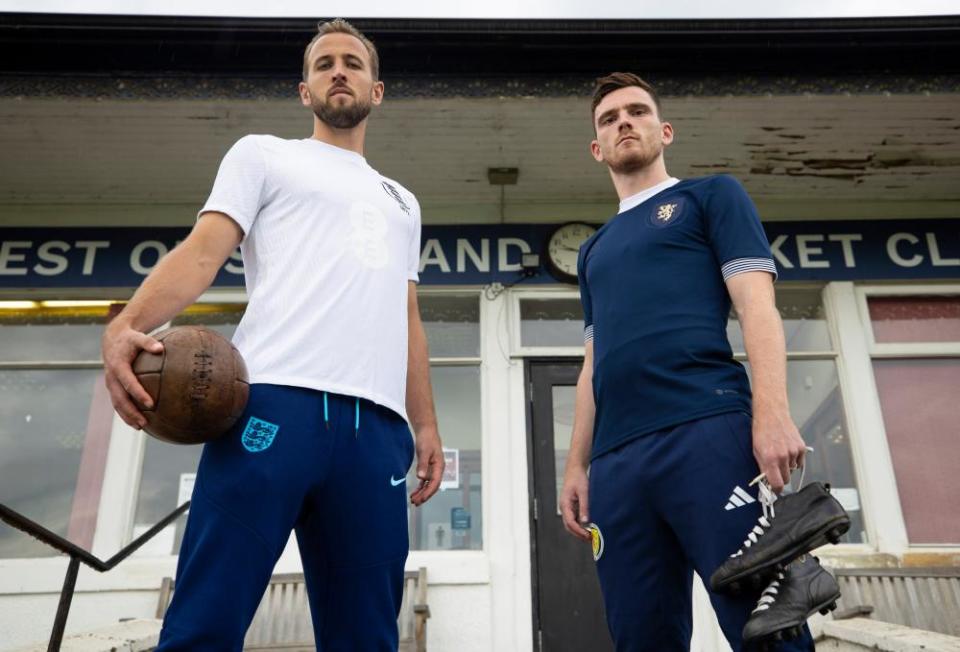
[120,288,467,558]
[510,283,842,361]
[734,285,867,546]
[730,282,837,361]
[854,282,960,548]
[409,288,485,553]
[824,282,906,554]
[121,296,250,558]
[116,292,250,554]
[114,288,488,556]
[418,287,484,366]
[510,283,872,550]
[0,299,121,559]
[510,287,586,358]
[72,286,492,590]
[856,283,960,358]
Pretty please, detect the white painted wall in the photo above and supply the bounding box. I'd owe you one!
[0,288,522,652]
[0,590,158,651]
[3,281,954,651]
[0,554,177,650]
[426,585,492,652]
[0,555,493,651]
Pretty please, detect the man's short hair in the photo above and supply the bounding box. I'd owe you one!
[591,72,662,123]
[302,18,380,81]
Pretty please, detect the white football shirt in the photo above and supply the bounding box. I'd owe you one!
[199,135,421,421]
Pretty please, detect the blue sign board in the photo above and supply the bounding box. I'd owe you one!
[0,220,958,288]
[451,507,471,531]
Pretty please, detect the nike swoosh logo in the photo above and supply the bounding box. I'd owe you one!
[390,475,406,487]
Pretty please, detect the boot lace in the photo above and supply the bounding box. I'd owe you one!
[729,479,775,558]
[729,446,814,559]
[752,569,785,613]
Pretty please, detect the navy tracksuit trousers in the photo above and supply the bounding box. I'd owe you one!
[156,384,415,651]
[589,411,815,652]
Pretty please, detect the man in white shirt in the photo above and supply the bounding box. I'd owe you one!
[101,19,443,651]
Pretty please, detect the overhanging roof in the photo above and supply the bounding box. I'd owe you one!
[1,13,957,227]
[1,92,957,226]
[2,13,959,76]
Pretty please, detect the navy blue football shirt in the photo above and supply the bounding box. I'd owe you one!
[578,175,777,460]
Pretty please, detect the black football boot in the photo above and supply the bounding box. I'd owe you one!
[742,555,841,650]
[710,482,850,595]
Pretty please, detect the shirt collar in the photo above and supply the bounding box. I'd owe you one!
[618,177,681,214]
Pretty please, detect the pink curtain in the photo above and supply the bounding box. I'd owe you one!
[869,296,960,343]
[873,358,960,544]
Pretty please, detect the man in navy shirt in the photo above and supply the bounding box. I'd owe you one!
[559,72,816,650]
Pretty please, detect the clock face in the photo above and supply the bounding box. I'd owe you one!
[546,222,597,282]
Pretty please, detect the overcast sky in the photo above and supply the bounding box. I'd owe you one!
[1,0,958,20]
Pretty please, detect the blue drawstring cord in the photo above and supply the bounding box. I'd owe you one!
[354,397,360,437]
[322,392,359,436]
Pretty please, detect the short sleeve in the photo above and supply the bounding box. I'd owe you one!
[704,175,778,282]
[577,243,593,344]
[407,196,422,283]
[198,136,267,236]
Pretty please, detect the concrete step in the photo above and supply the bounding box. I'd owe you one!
[820,618,960,652]
[10,619,161,652]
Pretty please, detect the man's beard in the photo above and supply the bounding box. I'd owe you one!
[311,94,372,129]
[608,141,661,175]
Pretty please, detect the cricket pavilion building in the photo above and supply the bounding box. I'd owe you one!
[0,2,959,650]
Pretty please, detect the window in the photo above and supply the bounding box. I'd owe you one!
[520,298,584,348]
[727,288,832,354]
[130,303,245,555]
[128,295,485,554]
[420,293,480,358]
[407,293,482,550]
[552,385,575,515]
[865,292,960,545]
[723,287,864,542]
[869,296,960,344]
[518,289,864,541]
[0,301,116,558]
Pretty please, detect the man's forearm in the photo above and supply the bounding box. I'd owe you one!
[566,365,597,472]
[405,315,438,437]
[113,239,225,333]
[740,302,790,418]
[730,273,807,490]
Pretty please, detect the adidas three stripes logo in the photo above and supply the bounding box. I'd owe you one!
[724,485,756,510]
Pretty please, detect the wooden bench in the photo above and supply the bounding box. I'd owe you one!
[156,568,429,651]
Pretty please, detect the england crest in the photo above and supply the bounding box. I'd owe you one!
[241,416,279,453]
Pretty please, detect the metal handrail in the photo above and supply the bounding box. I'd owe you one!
[0,500,191,652]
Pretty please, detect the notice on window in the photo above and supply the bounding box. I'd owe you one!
[178,473,196,509]
[451,507,471,530]
[441,448,459,491]
[831,487,861,512]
